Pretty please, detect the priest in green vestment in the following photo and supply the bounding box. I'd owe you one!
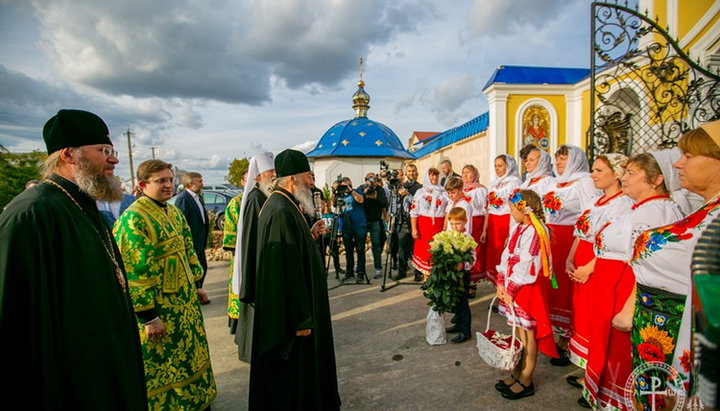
[0,109,147,410]
[223,192,242,333]
[249,149,340,410]
[114,159,217,410]
[232,152,274,361]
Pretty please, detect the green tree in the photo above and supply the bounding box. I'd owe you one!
[0,150,47,209]
[226,157,249,187]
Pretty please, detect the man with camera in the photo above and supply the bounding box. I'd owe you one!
[393,164,423,281]
[360,172,388,279]
[332,177,367,283]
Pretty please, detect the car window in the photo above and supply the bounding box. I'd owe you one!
[203,193,219,204]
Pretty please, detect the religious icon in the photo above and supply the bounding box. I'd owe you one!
[522,106,551,151]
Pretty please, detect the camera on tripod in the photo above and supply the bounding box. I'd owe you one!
[379,160,400,189]
[332,175,350,213]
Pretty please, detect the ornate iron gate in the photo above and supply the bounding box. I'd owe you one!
[589,1,720,158]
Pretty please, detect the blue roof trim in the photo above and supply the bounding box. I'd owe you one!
[483,65,590,90]
[307,117,414,159]
[412,112,489,159]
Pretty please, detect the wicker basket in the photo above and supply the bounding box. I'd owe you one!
[476,296,523,370]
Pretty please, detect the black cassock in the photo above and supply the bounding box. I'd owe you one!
[249,187,341,410]
[0,175,147,410]
[234,185,268,361]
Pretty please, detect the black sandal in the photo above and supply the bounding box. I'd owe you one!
[494,375,517,391]
[577,397,591,409]
[566,375,583,389]
[500,380,535,400]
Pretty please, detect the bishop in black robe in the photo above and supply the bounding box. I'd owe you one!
[249,186,341,410]
[0,175,148,410]
[234,184,268,361]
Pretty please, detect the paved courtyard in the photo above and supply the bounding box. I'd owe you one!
[201,260,583,410]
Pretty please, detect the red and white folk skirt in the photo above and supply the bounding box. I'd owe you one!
[546,224,574,337]
[582,258,635,410]
[484,213,510,285]
[411,215,445,275]
[469,215,486,282]
[569,239,595,368]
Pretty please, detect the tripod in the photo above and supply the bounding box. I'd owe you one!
[379,185,422,292]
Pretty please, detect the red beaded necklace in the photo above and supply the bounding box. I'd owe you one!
[595,190,624,207]
[631,194,670,210]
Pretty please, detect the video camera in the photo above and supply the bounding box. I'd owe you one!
[379,160,401,189]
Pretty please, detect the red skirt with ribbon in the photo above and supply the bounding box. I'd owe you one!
[582,258,635,410]
[411,215,445,274]
[469,215,486,282]
[546,224,574,337]
[484,213,510,285]
[569,239,595,368]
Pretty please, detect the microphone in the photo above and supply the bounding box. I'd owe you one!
[313,191,323,220]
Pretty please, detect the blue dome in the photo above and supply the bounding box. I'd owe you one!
[307,117,413,159]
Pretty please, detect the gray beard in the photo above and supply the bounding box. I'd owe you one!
[75,155,124,202]
[258,180,274,195]
[295,181,316,216]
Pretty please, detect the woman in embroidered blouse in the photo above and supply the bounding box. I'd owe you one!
[562,154,633,396]
[542,145,599,362]
[581,151,684,410]
[481,155,521,284]
[520,147,555,197]
[618,121,720,410]
[410,168,448,279]
[461,164,488,282]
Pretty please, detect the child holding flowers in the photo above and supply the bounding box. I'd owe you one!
[494,190,558,400]
[422,207,477,344]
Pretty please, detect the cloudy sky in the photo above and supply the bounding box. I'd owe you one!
[0,0,592,184]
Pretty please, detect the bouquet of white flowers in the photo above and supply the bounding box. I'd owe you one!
[421,230,477,314]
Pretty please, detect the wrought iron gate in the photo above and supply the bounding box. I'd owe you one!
[589,1,720,159]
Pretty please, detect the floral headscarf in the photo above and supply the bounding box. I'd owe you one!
[599,153,627,180]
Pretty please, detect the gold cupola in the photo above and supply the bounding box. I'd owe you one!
[352,57,370,118]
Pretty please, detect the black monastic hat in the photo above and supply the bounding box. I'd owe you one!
[275,149,311,177]
[43,109,112,154]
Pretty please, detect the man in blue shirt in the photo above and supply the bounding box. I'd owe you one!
[333,177,367,283]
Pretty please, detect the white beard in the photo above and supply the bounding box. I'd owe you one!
[295,180,316,216]
[258,179,274,195]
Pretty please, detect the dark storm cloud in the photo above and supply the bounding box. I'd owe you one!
[30,0,436,104]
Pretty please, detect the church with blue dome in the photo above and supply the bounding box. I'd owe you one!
[307,67,413,189]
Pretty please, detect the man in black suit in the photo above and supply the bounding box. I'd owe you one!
[439,159,460,186]
[175,171,211,304]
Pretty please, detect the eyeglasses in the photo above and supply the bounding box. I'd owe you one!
[99,147,119,158]
[147,177,173,185]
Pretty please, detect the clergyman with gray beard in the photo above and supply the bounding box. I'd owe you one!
[0,109,148,409]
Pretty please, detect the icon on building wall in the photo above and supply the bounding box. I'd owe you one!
[522,106,550,151]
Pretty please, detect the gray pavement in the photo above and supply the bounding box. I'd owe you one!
[201,260,583,410]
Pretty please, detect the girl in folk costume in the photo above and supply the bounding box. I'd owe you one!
[411,168,448,279]
[494,190,559,400]
[482,155,522,284]
[520,147,555,198]
[621,124,720,411]
[461,164,489,282]
[542,145,600,362]
[581,151,684,410]
[564,154,633,396]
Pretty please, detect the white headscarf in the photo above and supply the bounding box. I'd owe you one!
[422,169,444,223]
[524,149,553,181]
[650,148,700,215]
[232,152,274,295]
[554,145,590,183]
[490,154,519,187]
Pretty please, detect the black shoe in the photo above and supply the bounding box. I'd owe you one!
[392,273,406,281]
[566,375,583,389]
[341,273,354,282]
[494,376,516,392]
[391,261,398,270]
[550,346,570,366]
[336,268,346,275]
[445,326,461,334]
[577,397,591,409]
[450,333,470,344]
[356,273,366,283]
[491,305,499,313]
[500,381,535,400]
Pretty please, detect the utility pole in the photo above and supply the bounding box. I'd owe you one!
[124,127,136,189]
[151,147,157,159]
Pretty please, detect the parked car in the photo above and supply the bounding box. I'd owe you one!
[168,190,236,230]
[204,183,240,192]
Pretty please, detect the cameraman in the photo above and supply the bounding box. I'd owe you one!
[331,177,367,283]
[361,172,388,279]
[393,164,422,281]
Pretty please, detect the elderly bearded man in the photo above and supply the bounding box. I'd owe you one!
[232,152,275,362]
[113,159,217,410]
[0,109,147,409]
[248,149,341,410]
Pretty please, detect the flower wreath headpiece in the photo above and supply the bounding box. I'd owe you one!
[508,190,557,289]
